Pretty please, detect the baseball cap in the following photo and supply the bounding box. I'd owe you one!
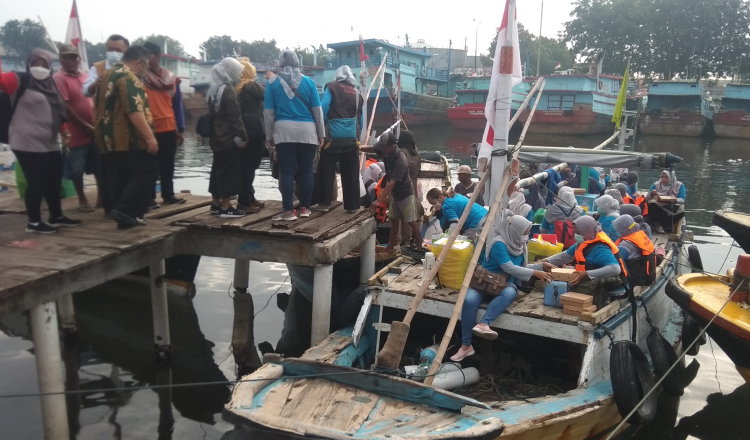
[59,44,79,57]
[373,132,398,155]
[457,165,472,175]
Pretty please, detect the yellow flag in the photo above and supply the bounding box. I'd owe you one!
[612,62,630,129]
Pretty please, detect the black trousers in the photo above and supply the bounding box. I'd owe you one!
[238,138,265,206]
[152,130,178,199]
[209,146,242,199]
[647,202,685,233]
[315,146,360,211]
[102,150,159,218]
[13,149,63,223]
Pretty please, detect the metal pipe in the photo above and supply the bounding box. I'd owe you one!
[311,264,334,345]
[360,234,376,285]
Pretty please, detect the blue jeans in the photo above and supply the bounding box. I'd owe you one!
[460,285,517,345]
[276,143,317,211]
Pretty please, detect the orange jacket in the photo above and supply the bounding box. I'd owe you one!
[574,231,628,278]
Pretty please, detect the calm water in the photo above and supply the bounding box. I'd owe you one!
[2,124,750,439]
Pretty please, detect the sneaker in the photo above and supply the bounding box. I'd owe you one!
[472,324,498,340]
[272,211,297,221]
[148,200,161,210]
[26,222,58,234]
[109,210,141,228]
[310,203,330,212]
[163,196,186,205]
[450,346,475,362]
[219,206,246,218]
[135,217,147,225]
[299,207,311,218]
[209,204,221,215]
[238,204,261,214]
[48,216,82,228]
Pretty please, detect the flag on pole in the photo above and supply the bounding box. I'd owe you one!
[479,0,522,155]
[612,61,630,129]
[554,62,561,69]
[65,0,88,72]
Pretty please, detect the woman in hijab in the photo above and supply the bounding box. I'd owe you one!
[626,171,639,197]
[605,188,623,204]
[618,204,651,238]
[264,51,325,221]
[507,190,533,221]
[0,49,81,233]
[595,194,620,241]
[236,59,266,214]
[361,162,382,206]
[451,212,552,362]
[645,170,686,233]
[540,187,583,248]
[612,214,655,260]
[207,57,248,218]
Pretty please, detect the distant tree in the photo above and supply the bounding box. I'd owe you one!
[237,39,279,64]
[132,34,185,57]
[199,35,240,61]
[484,23,575,75]
[0,19,51,58]
[84,40,106,63]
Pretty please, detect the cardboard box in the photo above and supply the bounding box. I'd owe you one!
[575,194,599,211]
[562,305,581,316]
[573,188,586,196]
[560,292,593,306]
[562,303,598,313]
[551,268,577,283]
[657,195,678,204]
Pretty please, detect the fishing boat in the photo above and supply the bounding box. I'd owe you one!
[638,80,713,137]
[713,84,750,138]
[447,78,531,130]
[712,211,750,253]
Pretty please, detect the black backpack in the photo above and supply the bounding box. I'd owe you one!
[0,73,30,144]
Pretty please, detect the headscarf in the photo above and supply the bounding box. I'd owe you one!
[613,214,639,239]
[627,171,639,186]
[274,50,303,99]
[653,170,682,197]
[208,57,243,112]
[26,49,66,142]
[397,130,417,155]
[614,183,629,198]
[618,204,651,237]
[544,187,582,223]
[335,65,357,87]
[235,60,257,93]
[363,163,381,185]
[605,188,623,204]
[507,191,532,218]
[142,65,177,92]
[574,216,600,241]
[595,195,620,217]
[491,211,532,258]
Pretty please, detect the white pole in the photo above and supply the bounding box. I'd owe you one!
[30,302,70,440]
[360,234,376,285]
[311,264,334,345]
[234,259,250,293]
[150,260,171,360]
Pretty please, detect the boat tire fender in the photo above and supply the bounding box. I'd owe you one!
[646,326,685,397]
[682,314,704,356]
[610,340,658,425]
[688,245,703,272]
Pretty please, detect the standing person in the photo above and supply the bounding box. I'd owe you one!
[0,50,81,233]
[53,44,99,213]
[93,45,159,229]
[311,65,361,213]
[397,130,424,244]
[236,59,266,213]
[264,50,325,221]
[645,170,686,233]
[361,133,423,253]
[83,34,129,97]
[455,165,485,206]
[207,57,248,218]
[142,41,186,207]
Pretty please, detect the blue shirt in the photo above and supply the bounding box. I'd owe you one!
[481,241,524,275]
[648,183,686,201]
[598,216,618,242]
[264,76,320,123]
[627,184,638,197]
[440,194,488,232]
[565,241,619,268]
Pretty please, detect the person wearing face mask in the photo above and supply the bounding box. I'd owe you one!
[206,57,249,218]
[540,187,583,249]
[613,214,657,286]
[426,187,488,234]
[451,212,553,362]
[0,49,82,233]
[645,170,686,233]
[93,45,160,229]
[83,34,129,98]
[594,194,620,241]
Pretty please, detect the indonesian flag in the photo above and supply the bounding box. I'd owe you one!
[554,62,562,69]
[479,0,522,160]
[65,0,88,72]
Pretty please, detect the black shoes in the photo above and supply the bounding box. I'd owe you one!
[110,210,143,229]
[219,206,246,218]
[163,196,186,205]
[26,222,58,234]
[48,216,82,228]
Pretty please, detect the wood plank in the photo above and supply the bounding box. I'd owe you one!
[156,206,212,226]
[227,363,284,409]
[220,201,284,229]
[319,386,380,433]
[146,195,212,220]
[257,378,294,417]
[279,378,340,421]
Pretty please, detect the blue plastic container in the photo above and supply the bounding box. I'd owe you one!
[544,281,568,308]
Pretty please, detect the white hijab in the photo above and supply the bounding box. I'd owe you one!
[491,210,532,259]
[507,191,532,218]
[272,50,304,100]
[595,194,620,217]
[335,65,357,87]
[208,57,243,112]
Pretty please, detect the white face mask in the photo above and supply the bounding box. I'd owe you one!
[29,66,50,80]
[106,51,124,65]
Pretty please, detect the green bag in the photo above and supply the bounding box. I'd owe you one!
[14,162,76,200]
[533,208,546,224]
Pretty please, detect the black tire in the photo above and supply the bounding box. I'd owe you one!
[682,314,703,356]
[683,358,701,387]
[610,341,658,425]
[647,326,685,397]
[688,245,703,272]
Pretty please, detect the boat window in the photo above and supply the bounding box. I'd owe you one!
[474,93,487,103]
[548,95,575,110]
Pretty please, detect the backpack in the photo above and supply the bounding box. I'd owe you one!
[0,73,31,144]
[553,206,577,250]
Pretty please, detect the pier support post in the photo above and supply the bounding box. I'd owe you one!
[30,302,70,440]
[231,259,261,376]
[311,264,334,345]
[56,294,76,337]
[150,260,171,361]
[360,233,376,285]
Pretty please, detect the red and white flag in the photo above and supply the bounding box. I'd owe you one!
[65,0,88,72]
[479,0,522,156]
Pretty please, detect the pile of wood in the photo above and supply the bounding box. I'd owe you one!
[559,292,597,316]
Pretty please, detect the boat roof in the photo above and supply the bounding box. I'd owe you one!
[327,39,434,58]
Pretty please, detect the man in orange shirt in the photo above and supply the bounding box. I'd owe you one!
[142,41,186,206]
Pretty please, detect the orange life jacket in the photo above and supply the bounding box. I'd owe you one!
[624,194,649,215]
[366,158,378,168]
[375,176,385,199]
[615,231,654,256]
[574,231,629,279]
[616,230,657,286]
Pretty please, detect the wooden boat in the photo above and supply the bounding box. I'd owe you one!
[665,273,750,386]
[713,210,750,253]
[638,81,713,137]
[713,84,750,138]
[447,79,530,130]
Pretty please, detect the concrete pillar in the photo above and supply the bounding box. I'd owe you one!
[311,264,334,345]
[56,294,76,336]
[155,367,174,439]
[360,234,376,286]
[30,302,70,440]
[150,260,171,361]
[231,260,261,376]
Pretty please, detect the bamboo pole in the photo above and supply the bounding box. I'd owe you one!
[364,65,387,147]
[509,78,543,128]
[424,82,546,386]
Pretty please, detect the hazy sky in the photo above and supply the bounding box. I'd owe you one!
[4,0,576,58]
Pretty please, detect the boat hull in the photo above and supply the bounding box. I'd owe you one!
[713,110,750,138]
[516,108,613,135]
[447,105,489,130]
[713,210,750,253]
[638,111,708,137]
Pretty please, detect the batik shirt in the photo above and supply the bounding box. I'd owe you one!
[94,63,154,153]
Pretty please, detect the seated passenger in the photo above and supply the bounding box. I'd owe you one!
[594,195,620,241]
[626,171,640,197]
[540,187,583,249]
[645,170,686,234]
[618,204,651,238]
[507,190,533,221]
[605,188,623,204]
[451,212,553,362]
[426,188,488,234]
[616,182,649,219]
[612,214,657,286]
